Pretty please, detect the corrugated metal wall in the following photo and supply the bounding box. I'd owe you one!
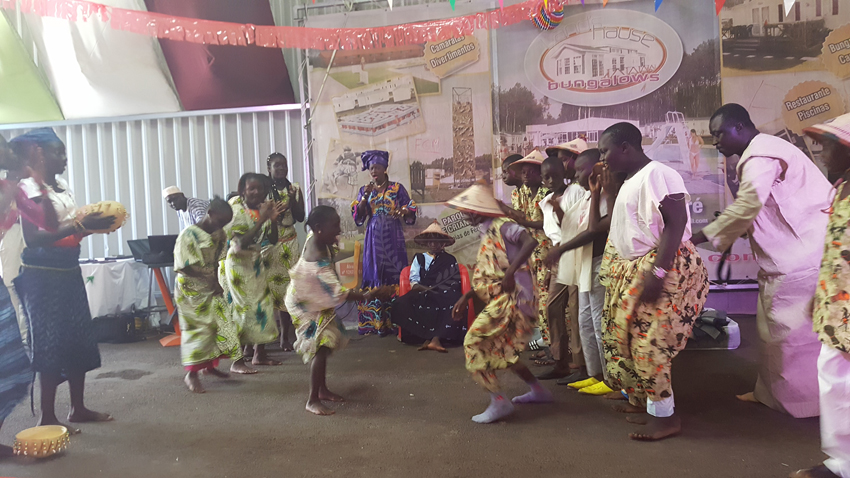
[0,106,308,259]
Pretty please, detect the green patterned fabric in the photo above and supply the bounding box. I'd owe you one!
[174,225,241,366]
[268,183,302,311]
[220,197,279,345]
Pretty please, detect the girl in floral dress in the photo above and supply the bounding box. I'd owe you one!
[285,206,394,415]
[267,153,305,351]
[222,173,283,372]
[350,150,417,336]
[175,197,244,391]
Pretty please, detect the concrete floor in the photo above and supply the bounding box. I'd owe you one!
[1,316,826,478]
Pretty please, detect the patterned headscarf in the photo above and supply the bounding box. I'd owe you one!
[10,127,62,145]
[361,150,389,171]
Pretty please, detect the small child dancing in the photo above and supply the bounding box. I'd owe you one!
[285,206,393,415]
[174,197,242,393]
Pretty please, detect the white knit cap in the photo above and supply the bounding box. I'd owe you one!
[162,186,182,198]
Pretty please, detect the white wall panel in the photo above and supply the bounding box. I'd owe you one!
[0,105,308,259]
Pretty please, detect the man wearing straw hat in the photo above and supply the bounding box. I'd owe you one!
[499,149,553,364]
[163,186,209,232]
[394,221,466,352]
[791,113,850,478]
[448,182,553,424]
[693,103,831,418]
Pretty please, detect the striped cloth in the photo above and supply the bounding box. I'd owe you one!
[0,281,31,421]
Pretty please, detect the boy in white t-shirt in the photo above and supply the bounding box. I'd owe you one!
[544,149,614,395]
[535,156,586,381]
[596,123,709,441]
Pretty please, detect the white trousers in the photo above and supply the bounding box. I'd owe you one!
[819,344,850,478]
[753,269,821,418]
[647,394,675,418]
[578,255,606,378]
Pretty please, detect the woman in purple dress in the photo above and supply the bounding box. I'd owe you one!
[350,150,417,336]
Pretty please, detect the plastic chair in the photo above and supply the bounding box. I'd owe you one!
[397,263,476,340]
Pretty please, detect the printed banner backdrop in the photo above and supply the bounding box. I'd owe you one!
[306,2,496,284]
[494,0,732,280]
[720,0,850,280]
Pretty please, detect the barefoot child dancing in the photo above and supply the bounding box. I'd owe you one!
[285,206,393,415]
[448,182,553,424]
[174,197,242,393]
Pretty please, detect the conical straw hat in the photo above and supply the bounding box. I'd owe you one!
[414,221,455,245]
[545,138,588,156]
[513,149,546,166]
[446,182,505,217]
[804,113,850,150]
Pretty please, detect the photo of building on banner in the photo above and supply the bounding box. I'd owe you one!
[492,0,743,281]
[306,3,496,282]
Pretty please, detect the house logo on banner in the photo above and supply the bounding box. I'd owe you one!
[524,9,683,107]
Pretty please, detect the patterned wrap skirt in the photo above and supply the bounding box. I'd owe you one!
[14,246,101,375]
[0,282,30,421]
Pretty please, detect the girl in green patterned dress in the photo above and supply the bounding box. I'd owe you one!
[267,153,305,351]
[285,206,394,415]
[222,173,284,372]
[175,197,243,392]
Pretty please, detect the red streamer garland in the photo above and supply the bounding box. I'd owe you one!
[0,0,729,51]
[0,0,537,50]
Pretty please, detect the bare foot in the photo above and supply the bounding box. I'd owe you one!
[603,391,627,400]
[629,415,681,441]
[38,417,81,435]
[418,342,448,353]
[184,373,205,393]
[736,391,761,403]
[230,360,258,375]
[790,464,841,477]
[626,415,649,425]
[319,388,345,402]
[203,368,230,379]
[612,403,645,414]
[306,401,335,416]
[68,408,113,423]
[0,444,15,457]
[252,358,283,366]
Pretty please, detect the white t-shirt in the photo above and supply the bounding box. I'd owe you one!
[20,177,77,221]
[609,161,692,261]
[557,187,608,288]
[539,182,586,246]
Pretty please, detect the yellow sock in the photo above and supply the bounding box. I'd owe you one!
[567,377,600,390]
[578,382,615,395]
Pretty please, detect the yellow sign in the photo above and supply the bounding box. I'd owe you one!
[781,81,846,135]
[823,23,850,80]
[424,36,480,79]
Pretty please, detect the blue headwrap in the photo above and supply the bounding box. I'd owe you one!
[361,150,389,171]
[9,127,62,145]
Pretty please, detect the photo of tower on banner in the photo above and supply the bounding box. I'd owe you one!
[304,0,824,288]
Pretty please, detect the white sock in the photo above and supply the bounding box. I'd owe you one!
[512,381,554,404]
[472,393,515,423]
